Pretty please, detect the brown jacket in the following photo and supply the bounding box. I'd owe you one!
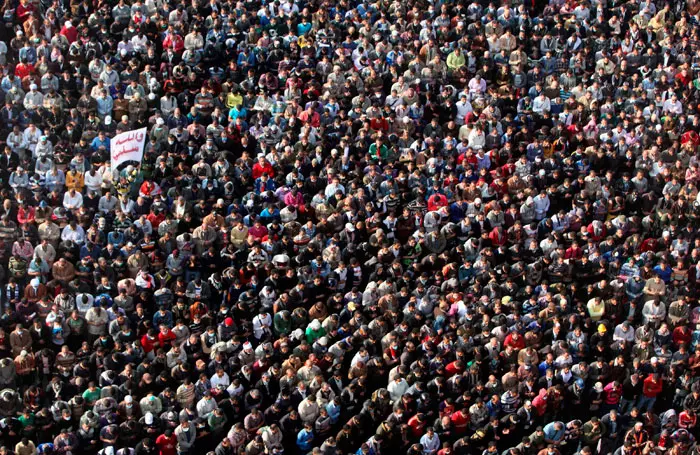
[52,261,76,282]
[24,283,47,303]
[9,329,32,356]
[14,353,35,375]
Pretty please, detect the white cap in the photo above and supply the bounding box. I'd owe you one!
[243,341,252,350]
[124,395,133,403]
[29,84,37,90]
[345,223,355,232]
[65,20,72,27]
[105,115,112,125]
[156,118,165,125]
[145,412,153,425]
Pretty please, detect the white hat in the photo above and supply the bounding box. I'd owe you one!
[144,412,154,425]
[65,20,72,27]
[345,223,355,232]
[104,115,112,125]
[29,84,37,90]
[156,117,165,125]
[124,395,133,403]
[243,341,252,350]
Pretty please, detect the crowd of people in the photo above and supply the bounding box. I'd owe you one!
[2,0,700,454]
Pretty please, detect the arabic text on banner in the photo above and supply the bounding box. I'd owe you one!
[111,127,147,169]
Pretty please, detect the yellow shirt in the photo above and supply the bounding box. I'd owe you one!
[226,92,243,109]
[65,171,84,192]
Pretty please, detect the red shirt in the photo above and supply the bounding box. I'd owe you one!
[162,34,184,53]
[565,246,583,259]
[450,410,469,431]
[155,434,177,455]
[672,326,692,347]
[427,193,448,212]
[140,334,158,353]
[504,333,525,350]
[489,228,506,246]
[147,212,165,230]
[14,63,34,79]
[16,2,34,22]
[676,72,691,86]
[642,376,663,398]
[17,206,35,225]
[158,329,176,347]
[679,411,697,429]
[252,162,274,179]
[407,414,427,438]
[445,360,464,377]
[60,25,78,43]
[369,117,389,132]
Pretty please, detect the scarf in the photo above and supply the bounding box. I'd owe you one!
[5,284,19,302]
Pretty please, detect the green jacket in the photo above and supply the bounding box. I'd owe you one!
[274,311,292,335]
[369,143,388,161]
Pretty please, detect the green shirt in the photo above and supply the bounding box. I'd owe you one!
[369,143,388,161]
[18,413,35,428]
[82,387,101,403]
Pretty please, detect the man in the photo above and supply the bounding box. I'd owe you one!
[420,427,441,455]
[155,429,177,455]
[624,422,648,455]
[639,373,662,411]
[10,323,32,356]
[174,417,196,454]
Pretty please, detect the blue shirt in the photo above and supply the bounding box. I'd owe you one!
[543,422,566,442]
[91,136,111,151]
[653,265,672,283]
[297,429,314,451]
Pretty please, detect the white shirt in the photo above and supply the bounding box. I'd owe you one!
[662,99,682,114]
[63,192,83,210]
[388,378,409,402]
[455,100,473,124]
[534,195,550,217]
[61,224,85,244]
[84,172,103,192]
[210,372,230,389]
[252,313,272,339]
[533,96,551,114]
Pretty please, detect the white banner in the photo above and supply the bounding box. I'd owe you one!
[111,127,147,169]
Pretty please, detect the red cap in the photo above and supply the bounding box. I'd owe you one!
[225,317,234,327]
